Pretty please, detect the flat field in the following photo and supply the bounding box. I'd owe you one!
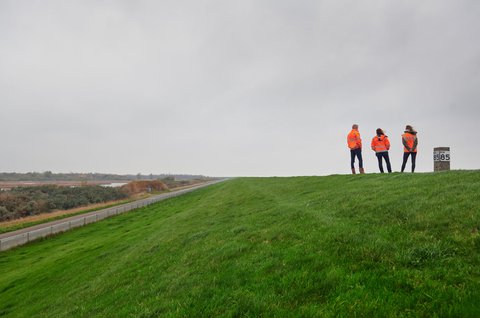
[0,171,479,317]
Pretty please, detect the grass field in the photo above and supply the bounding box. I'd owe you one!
[0,171,479,317]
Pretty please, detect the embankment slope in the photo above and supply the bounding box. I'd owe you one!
[0,171,479,316]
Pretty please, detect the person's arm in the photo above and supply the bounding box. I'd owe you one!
[412,136,418,152]
[357,132,362,149]
[385,137,390,150]
[402,136,411,152]
[371,138,375,151]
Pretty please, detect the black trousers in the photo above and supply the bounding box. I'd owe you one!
[350,149,363,169]
[376,152,392,173]
[401,152,417,172]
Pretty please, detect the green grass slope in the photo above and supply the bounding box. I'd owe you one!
[1,171,479,317]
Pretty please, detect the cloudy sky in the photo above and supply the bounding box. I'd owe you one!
[1,0,479,176]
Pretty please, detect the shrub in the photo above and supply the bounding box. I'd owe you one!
[0,206,13,221]
[0,185,129,221]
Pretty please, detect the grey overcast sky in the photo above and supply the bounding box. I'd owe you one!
[1,0,479,176]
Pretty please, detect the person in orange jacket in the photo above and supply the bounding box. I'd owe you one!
[401,125,418,172]
[371,128,392,173]
[347,124,364,174]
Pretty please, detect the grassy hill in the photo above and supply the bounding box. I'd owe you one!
[1,171,479,317]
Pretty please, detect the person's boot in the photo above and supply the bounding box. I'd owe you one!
[351,168,356,174]
[359,168,365,174]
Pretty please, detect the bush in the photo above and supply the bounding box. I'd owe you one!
[0,206,13,221]
[0,185,129,221]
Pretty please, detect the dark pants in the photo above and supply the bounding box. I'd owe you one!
[376,152,392,173]
[350,149,363,169]
[401,152,417,172]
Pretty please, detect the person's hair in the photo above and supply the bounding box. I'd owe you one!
[352,124,358,129]
[405,125,413,131]
[376,128,384,136]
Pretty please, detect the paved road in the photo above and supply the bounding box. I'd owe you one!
[0,179,226,251]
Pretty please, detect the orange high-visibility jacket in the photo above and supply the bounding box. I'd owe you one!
[347,130,362,150]
[371,135,390,153]
[402,132,418,152]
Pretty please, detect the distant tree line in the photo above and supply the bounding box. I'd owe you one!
[0,171,213,182]
[0,186,128,221]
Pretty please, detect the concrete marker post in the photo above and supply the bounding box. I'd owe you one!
[434,147,450,171]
